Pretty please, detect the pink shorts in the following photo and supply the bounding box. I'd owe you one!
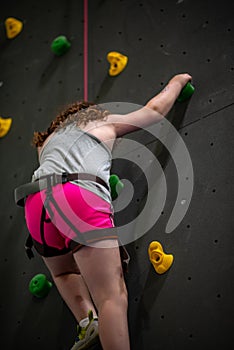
[24,182,116,256]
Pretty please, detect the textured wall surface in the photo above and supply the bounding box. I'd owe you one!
[0,0,234,349]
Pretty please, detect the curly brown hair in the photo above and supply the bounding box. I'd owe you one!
[32,100,109,148]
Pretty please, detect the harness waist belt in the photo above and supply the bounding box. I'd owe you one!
[14,172,109,207]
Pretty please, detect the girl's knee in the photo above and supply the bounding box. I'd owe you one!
[99,292,128,314]
[98,281,128,311]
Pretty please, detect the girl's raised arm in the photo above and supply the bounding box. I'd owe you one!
[109,73,192,137]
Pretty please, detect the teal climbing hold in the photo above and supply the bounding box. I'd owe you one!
[29,273,52,298]
[51,35,71,56]
[177,82,195,102]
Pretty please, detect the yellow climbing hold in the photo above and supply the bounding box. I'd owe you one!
[0,117,12,138]
[148,241,174,274]
[107,51,128,76]
[5,17,23,39]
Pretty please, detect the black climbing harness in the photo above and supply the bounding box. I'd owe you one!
[15,172,109,207]
[16,172,110,258]
[15,172,130,272]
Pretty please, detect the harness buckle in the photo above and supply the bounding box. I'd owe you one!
[51,172,68,185]
[25,235,34,259]
[61,172,68,184]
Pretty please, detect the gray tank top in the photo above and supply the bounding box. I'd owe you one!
[32,122,112,204]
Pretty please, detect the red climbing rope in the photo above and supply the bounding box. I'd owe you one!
[83,0,88,101]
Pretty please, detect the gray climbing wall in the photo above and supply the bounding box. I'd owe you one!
[0,0,234,349]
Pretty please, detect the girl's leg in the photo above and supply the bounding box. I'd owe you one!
[42,252,97,323]
[73,239,130,350]
[25,190,97,323]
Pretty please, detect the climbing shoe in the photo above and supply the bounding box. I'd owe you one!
[71,310,99,350]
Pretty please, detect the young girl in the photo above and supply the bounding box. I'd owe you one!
[17,73,192,350]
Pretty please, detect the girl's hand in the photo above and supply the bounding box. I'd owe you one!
[169,73,192,89]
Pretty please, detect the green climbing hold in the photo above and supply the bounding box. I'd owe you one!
[29,273,52,298]
[109,174,124,200]
[51,35,71,56]
[177,82,195,102]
